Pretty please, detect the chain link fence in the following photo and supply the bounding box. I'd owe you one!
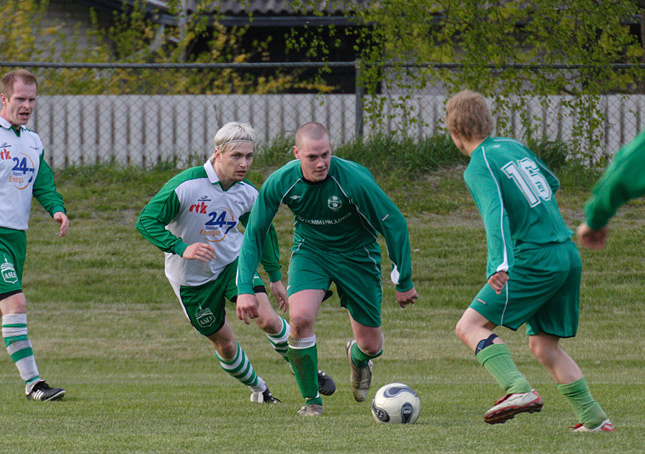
[2,61,643,168]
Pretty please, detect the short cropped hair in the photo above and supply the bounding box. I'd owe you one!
[295,122,330,148]
[0,69,39,99]
[445,90,494,141]
[212,122,256,159]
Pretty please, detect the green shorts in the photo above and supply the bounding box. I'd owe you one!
[171,258,264,337]
[0,228,26,296]
[288,242,382,327]
[470,240,581,338]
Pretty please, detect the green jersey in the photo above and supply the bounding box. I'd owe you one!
[238,156,413,294]
[464,137,572,279]
[584,130,645,229]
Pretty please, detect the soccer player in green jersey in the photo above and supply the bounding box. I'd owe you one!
[236,122,418,416]
[0,69,68,401]
[576,130,645,249]
[137,122,335,405]
[446,90,613,432]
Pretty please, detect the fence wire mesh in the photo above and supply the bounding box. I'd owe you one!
[2,61,643,168]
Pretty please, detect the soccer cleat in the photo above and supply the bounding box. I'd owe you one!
[250,386,281,404]
[572,419,615,432]
[298,403,324,416]
[318,370,336,396]
[26,381,66,401]
[483,389,543,424]
[345,339,373,402]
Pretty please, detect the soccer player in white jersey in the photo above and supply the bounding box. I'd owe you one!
[137,122,335,404]
[0,69,68,401]
[446,90,613,432]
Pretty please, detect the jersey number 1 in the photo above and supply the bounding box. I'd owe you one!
[502,158,552,207]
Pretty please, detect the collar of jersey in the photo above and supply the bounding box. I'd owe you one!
[203,159,244,189]
[0,116,23,131]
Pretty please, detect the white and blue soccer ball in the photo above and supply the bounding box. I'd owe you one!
[371,383,420,424]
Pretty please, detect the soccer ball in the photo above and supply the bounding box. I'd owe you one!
[371,383,420,424]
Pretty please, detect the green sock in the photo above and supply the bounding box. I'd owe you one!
[475,343,531,394]
[351,341,382,368]
[558,377,607,428]
[288,337,322,406]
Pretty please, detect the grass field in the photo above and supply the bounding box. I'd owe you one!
[0,163,643,453]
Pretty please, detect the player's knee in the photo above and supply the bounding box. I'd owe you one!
[455,319,469,342]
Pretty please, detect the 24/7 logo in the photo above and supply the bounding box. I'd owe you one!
[199,206,238,243]
[9,153,36,190]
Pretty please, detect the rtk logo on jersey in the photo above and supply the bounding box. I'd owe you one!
[1,258,18,284]
[327,195,342,211]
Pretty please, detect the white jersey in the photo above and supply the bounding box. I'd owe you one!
[137,161,281,287]
[0,117,65,231]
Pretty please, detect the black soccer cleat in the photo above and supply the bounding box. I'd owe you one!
[26,381,66,401]
[318,370,337,396]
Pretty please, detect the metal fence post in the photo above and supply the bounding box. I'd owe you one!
[355,59,364,138]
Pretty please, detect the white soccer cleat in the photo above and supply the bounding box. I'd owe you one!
[483,389,543,424]
[573,419,615,432]
[250,386,280,404]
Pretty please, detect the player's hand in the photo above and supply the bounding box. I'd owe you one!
[182,242,216,262]
[396,287,418,308]
[236,293,259,325]
[488,271,509,295]
[269,281,288,312]
[576,221,609,250]
[53,211,69,237]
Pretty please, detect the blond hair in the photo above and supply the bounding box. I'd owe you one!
[211,122,256,160]
[0,69,39,99]
[445,90,493,141]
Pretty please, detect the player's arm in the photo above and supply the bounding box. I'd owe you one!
[136,182,189,257]
[349,170,415,297]
[237,181,282,296]
[465,165,514,282]
[32,150,68,237]
[584,131,645,230]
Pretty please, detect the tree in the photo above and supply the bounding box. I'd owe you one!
[289,0,644,164]
[0,0,330,95]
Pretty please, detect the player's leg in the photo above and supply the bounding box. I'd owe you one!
[458,281,541,424]
[0,293,65,401]
[528,333,610,431]
[205,318,277,403]
[251,287,336,396]
[0,234,64,401]
[287,288,325,415]
[347,318,383,402]
[171,268,277,404]
[526,241,612,431]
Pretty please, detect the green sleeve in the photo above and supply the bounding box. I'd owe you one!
[585,131,645,229]
[349,169,414,292]
[465,163,514,279]
[33,151,66,216]
[136,181,187,257]
[238,176,282,294]
[240,212,282,283]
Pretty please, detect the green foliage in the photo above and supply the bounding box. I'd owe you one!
[2,0,331,95]
[287,1,645,165]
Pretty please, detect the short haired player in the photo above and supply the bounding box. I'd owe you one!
[137,122,335,404]
[236,122,418,416]
[0,69,68,401]
[446,90,613,432]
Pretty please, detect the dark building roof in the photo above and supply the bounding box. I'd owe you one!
[80,0,367,26]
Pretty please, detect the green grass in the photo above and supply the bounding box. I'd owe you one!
[0,161,643,453]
